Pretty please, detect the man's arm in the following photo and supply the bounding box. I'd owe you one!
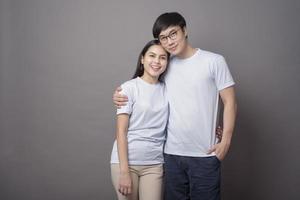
[208,86,237,160]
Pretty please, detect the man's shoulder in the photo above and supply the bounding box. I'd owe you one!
[198,49,224,61]
[168,49,225,66]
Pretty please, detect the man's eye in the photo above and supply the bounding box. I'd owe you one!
[170,32,176,37]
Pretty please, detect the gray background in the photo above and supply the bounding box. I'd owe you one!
[1,0,299,199]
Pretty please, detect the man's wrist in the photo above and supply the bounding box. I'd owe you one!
[220,135,232,145]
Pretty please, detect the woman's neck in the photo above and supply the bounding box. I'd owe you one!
[140,74,159,84]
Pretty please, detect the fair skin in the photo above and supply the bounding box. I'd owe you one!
[140,45,168,84]
[116,44,168,196]
[114,26,237,161]
[207,87,237,160]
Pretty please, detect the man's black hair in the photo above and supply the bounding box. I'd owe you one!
[152,12,186,39]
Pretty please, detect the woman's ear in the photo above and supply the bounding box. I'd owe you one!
[141,56,144,64]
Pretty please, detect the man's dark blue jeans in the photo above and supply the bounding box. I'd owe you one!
[164,153,221,200]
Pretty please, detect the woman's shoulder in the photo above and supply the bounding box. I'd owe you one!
[121,78,138,89]
[119,78,140,97]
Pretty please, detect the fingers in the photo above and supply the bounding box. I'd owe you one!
[216,126,223,141]
[118,184,132,196]
[118,187,123,195]
[207,145,216,155]
[113,86,128,107]
[118,186,125,195]
[113,90,127,100]
[113,95,128,103]
[127,187,132,195]
[216,126,222,133]
[114,87,125,97]
[216,133,222,141]
[118,186,131,196]
[113,95,128,108]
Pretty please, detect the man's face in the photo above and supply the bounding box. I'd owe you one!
[158,26,187,56]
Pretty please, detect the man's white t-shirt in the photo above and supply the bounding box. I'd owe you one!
[110,77,168,165]
[164,49,235,157]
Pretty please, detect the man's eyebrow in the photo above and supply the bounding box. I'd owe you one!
[159,28,177,37]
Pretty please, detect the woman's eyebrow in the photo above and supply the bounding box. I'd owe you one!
[148,51,167,57]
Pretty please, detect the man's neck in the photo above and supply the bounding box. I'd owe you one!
[176,44,197,59]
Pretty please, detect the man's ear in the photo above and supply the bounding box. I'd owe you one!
[183,27,188,38]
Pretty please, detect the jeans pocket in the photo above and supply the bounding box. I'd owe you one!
[214,156,221,164]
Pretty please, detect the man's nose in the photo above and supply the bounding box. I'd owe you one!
[166,37,174,45]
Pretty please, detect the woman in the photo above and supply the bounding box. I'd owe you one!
[110,39,170,200]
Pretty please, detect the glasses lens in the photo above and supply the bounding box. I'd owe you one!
[160,37,167,43]
[170,31,177,40]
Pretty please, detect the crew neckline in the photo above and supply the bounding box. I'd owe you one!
[175,48,200,61]
[137,77,160,86]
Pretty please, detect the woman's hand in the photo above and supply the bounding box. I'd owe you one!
[118,171,132,196]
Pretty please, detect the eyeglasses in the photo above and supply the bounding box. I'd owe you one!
[158,28,181,44]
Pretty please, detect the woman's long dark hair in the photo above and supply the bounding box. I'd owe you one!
[132,39,170,82]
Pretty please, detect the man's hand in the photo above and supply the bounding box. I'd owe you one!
[210,86,236,161]
[118,171,132,196]
[216,126,223,141]
[207,139,231,161]
[113,86,128,108]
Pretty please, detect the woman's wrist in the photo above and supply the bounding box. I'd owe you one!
[120,166,130,174]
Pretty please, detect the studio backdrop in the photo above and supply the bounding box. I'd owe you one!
[0,0,299,199]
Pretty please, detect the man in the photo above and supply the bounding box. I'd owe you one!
[113,12,237,200]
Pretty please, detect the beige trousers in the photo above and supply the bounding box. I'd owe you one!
[111,164,163,200]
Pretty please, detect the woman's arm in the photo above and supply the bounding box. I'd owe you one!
[116,114,132,196]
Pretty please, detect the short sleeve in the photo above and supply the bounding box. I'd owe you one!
[212,55,235,91]
[116,83,134,115]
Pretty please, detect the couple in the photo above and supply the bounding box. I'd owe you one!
[110,12,237,200]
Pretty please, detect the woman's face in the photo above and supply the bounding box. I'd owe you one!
[141,44,168,80]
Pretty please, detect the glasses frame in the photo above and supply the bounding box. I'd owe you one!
[158,28,181,44]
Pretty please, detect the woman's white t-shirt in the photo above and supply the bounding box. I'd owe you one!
[110,77,168,165]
